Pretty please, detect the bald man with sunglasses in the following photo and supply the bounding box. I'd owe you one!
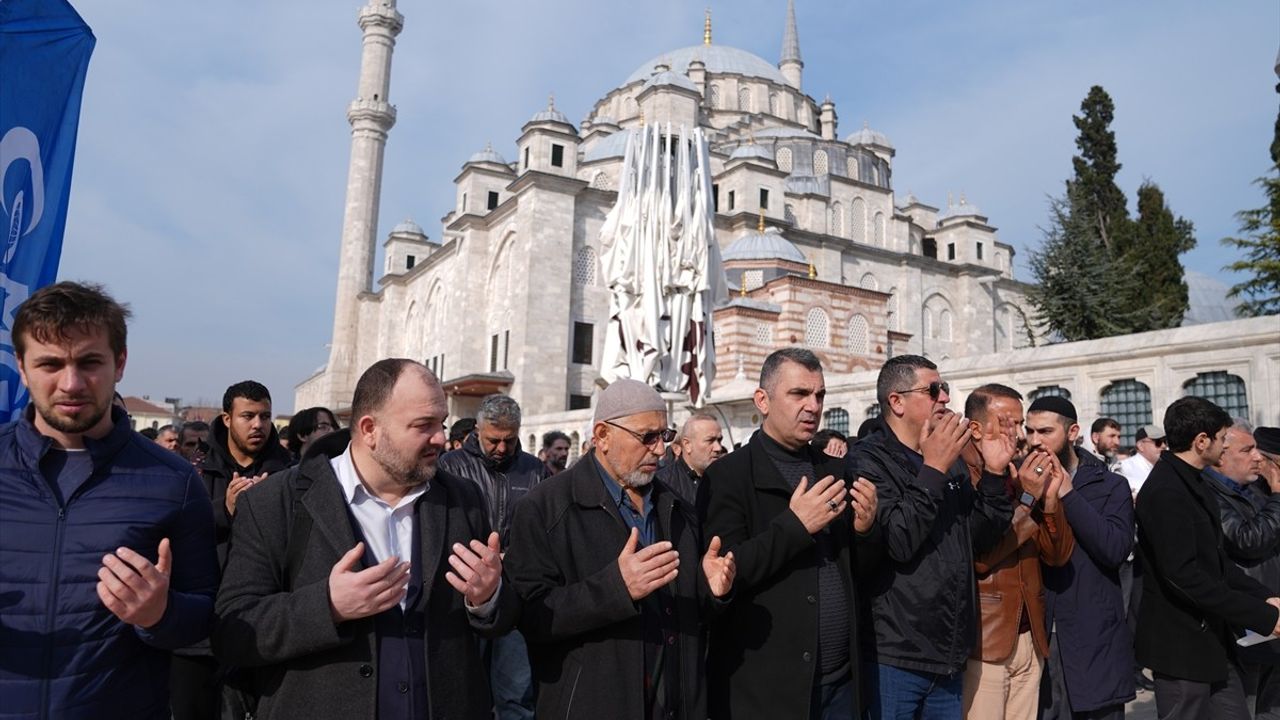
[848,354,1013,720]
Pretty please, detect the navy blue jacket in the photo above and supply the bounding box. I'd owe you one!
[0,406,219,719]
[1042,447,1136,712]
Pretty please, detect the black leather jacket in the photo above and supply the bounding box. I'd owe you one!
[1204,468,1280,593]
[438,433,545,546]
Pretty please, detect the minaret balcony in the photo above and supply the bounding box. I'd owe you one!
[357,4,404,34]
[347,98,397,129]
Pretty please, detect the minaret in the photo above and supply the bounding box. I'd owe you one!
[327,0,403,405]
[779,0,802,90]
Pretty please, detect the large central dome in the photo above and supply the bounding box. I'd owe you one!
[624,45,788,86]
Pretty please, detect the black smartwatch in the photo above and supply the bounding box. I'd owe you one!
[1019,490,1037,508]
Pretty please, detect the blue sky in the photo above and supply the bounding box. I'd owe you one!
[60,0,1279,413]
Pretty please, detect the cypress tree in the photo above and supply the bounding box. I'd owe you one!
[1221,71,1280,317]
[1122,182,1196,329]
[1070,86,1131,253]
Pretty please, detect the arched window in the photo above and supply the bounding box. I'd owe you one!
[708,85,721,109]
[823,408,850,434]
[847,314,869,354]
[860,273,879,291]
[784,204,797,224]
[1183,371,1249,419]
[888,286,899,331]
[870,163,881,186]
[850,197,867,243]
[1100,379,1153,447]
[846,156,859,180]
[939,309,953,342]
[776,146,793,173]
[569,431,581,462]
[769,92,782,116]
[743,269,764,291]
[865,404,881,419]
[573,246,597,286]
[804,308,829,348]
[1028,385,1072,402]
[738,86,751,111]
[589,172,611,191]
[753,323,772,347]
[826,206,834,235]
[873,211,886,246]
[814,149,829,176]
[831,202,844,237]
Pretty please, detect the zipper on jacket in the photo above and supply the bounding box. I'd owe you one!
[40,498,68,719]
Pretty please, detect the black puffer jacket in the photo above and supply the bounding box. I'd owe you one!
[201,416,294,567]
[438,432,545,545]
[848,424,1012,675]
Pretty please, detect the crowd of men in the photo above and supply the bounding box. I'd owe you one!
[2,280,1280,720]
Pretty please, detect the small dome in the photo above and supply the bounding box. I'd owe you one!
[642,70,699,94]
[939,196,985,221]
[467,142,508,166]
[845,121,892,149]
[722,227,806,264]
[392,218,425,236]
[529,95,572,127]
[728,142,774,164]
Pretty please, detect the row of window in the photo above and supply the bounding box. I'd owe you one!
[819,372,1250,448]
[776,147,883,185]
[800,308,873,354]
[706,85,807,121]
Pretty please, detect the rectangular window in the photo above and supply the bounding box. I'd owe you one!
[976,242,984,260]
[406,255,416,270]
[523,147,530,170]
[487,191,500,210]
[922,237,938,259]
[551,144,565,168]
[569,394,592,410]
[461,193,467,211]
[947,243,956,261]
[759,188,769,210]
[728,190,736,211]
[490,334,500,372]
[712,184,720,212]
[572,322,593,365]
[503,330,510,370]
[439,354,444,380]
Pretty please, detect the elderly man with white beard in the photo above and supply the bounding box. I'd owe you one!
[504,379,737,720]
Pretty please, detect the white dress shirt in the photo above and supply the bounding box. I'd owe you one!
[1116,453,1155,497]
[331,444,499,615]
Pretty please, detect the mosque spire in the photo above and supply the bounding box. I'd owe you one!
[704,8,712,46]
[779,0,803,89]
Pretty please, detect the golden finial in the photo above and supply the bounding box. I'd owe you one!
[704,8,712,46]
[739,270,747,297]
[639,109,646,127]
[808,262,817,280]
[757,209,766,232]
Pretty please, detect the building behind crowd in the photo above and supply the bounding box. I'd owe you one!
[297,0,1279,459]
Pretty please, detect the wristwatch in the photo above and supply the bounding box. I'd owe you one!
[1019,490,1037,508]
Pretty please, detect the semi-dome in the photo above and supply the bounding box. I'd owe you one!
[845,121,892,149]
[722,227,806,264]
[642,70,699,94]
[626,45,788,86]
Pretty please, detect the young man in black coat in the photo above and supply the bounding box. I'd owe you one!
[1136,396,1280,720]
[504,378,737,720]
[213,359,519,720]
[701,348,879,720]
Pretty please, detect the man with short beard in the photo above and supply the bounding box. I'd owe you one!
[1026,397,1135,720]
[703,348,880,719]
[504,379,737,720]
[214,359,519,719]
[539,430,571,476]
[1088,418,1122,466]
[0,282,218,719]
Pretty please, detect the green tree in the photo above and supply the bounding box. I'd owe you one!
[1028,188,1132,341]
[1121,182,1196,329]
[1221,76,1280,317]
[1070,86,1131,253]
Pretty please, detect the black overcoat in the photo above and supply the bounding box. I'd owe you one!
[1135,451,1280,683]
[503,450,717,720]
[700,431,877,719]
[212,435,519,720]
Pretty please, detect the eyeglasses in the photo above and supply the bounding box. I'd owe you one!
[315,422,336,432]
[895,381,950,400]
[604,421,676,447]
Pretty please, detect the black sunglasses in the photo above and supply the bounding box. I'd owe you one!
[604,421,676,447]
[896,381,950,400]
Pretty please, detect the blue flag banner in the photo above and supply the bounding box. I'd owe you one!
[0,0,95,419]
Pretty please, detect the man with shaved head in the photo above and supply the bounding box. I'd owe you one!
[656,410,726,506]
[214,359,519,719]
[505,378,736,720]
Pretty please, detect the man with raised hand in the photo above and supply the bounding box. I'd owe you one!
[702,347,879,720]
[0,281,218,719]
[213,359,518,719]
[505,378,736,720]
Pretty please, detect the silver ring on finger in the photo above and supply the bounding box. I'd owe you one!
[1035,466,1044,474]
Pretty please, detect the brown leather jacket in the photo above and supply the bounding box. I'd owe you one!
[968,465,1075,663]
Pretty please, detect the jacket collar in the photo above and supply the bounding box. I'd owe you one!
[1071,446,1112,488]
[16,404,133,472]
[204,414,292,476]
[461,431,525,472]
[569,449,680,527]
[747,427,842,493]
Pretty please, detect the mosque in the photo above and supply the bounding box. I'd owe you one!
[298,0,1278,454]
